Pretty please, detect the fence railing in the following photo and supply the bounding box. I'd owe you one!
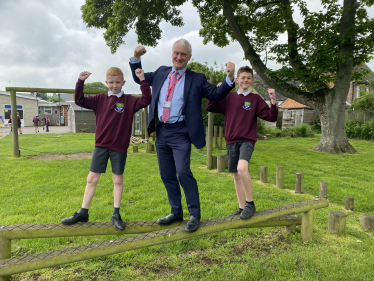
[345,110,374,124]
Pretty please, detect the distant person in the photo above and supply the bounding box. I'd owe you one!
[42,115,47,130]
[33,116,40,133]
[17,112,22,134]
[61,67,152,230]
[206,66,278,220]
[8,117,12,134]
[45,116,50,132]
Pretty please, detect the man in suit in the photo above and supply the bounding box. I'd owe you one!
[130,38,235,232]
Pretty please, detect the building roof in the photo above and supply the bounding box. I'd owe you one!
[68,103,93,112]
[353,63,374,83]
[280,98,313,109]
[0,91,42,101]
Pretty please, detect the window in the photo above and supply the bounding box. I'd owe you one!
[4,105,23,119]
[357,86,361,98]
[44,107,52,114]
[367,87,370,92]
[55,108,58,114]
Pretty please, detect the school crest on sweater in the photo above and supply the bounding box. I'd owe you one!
[115,103,124,113]
[243,101,251,110]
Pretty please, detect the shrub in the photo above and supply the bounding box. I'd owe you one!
[257,118,266,135]
[311,117,321,133]
[345,120,358,138]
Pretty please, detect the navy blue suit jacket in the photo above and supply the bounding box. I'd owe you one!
[130,62,235,149]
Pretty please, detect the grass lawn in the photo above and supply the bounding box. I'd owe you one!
[0,133,373,281]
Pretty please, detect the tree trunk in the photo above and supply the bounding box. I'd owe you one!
[313,90,356,154]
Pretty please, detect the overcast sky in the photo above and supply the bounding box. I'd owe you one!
[0,0,373,95]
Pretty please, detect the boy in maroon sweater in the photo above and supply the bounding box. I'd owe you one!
[206,66,278,220]
[61,67,152,230]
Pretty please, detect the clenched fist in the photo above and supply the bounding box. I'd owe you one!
[225,62,235,81]
[135,68,145,81]
[134,46,147,59]
[79,71,92,81]
[267,88,277,105]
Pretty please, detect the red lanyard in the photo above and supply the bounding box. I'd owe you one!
[166,70,187,100]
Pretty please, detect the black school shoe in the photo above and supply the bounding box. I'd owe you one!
[185,216,200,233]
[111,213,125,231]
[227,208,243,217]
[61,212,89,225]
[157,213,184,225]
[240,203,256,220]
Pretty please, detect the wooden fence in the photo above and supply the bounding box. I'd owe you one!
[345,110,374,124]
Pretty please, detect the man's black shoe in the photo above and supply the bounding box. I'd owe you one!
[185,216,200,233]
[111,213,125,231]
[227,208,243,217]
[61,212,89,225]
[240,203,256,220]
[157,213,183,225]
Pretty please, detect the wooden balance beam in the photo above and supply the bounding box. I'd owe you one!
[0,199,328,278]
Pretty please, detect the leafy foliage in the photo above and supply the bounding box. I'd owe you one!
[47,96,65,103]
[36,92,49,100]
[349,91,374,110]
[346,119,374,140]
[84,82,109,92]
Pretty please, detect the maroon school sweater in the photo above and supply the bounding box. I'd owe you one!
[206,92,278,147]
[75,79,152,153]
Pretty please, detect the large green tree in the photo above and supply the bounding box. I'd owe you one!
[82,0,374,153]
[84,82,109,92]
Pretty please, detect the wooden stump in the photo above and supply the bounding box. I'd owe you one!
[217,154,227,173]
[260,166,268,183]
[285,224,296,234]
[328,211,347,234]
[206,113,214,170]
[146,143,152,153]
[361,214,374,230]
[345,197,354,211]
[295,173,304,194]
[219,126,223,150]
[133,146,138,153]
[212,155,217,169]
[276,166,284,189]
[0,237,11,281]
[301,208,315,242]
[225,153,229,169]
[152,132,156,141]
[152,144,155,152]
[214,126,218,149]
[319,182,328,199]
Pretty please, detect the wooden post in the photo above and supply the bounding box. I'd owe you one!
[260,166,268,183]
[212,155,217,169]
[276,166,284,189]
[219,126,223,150]
[301,208,315,242]
[295,173,304,194]
[10,90,19,158]
[152,144,155,152]
[345,197,354,211]
[361,214,374,230]
[152,132,156,141]
[319,182,328,199]
[328,211,347,234]
[141,111,145,139]
[132,114,136,136]
[133,146,138,153]
[214,126,218,149]
[206,112,214,169]
[146,143,152,153]
[285,224,296,234]
[217,154,227,173]
[0,237,11,281]
[144,106,149,140]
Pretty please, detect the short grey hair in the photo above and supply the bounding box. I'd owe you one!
[173,39,192,55]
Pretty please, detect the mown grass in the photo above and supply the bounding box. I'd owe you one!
[0,133,373,281]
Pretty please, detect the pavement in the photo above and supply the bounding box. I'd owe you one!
[0,125,69,138]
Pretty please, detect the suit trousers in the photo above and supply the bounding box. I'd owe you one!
[155,121,201,219]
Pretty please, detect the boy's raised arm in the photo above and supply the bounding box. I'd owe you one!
[133,68,152,112]
[256,88,278,122]
[75,71,98,111]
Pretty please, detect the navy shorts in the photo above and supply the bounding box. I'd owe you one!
[226,142,254,173]
[34,123,38,126]
[89,147,127,175]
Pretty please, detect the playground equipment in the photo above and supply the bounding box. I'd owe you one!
[0,199,329,280]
